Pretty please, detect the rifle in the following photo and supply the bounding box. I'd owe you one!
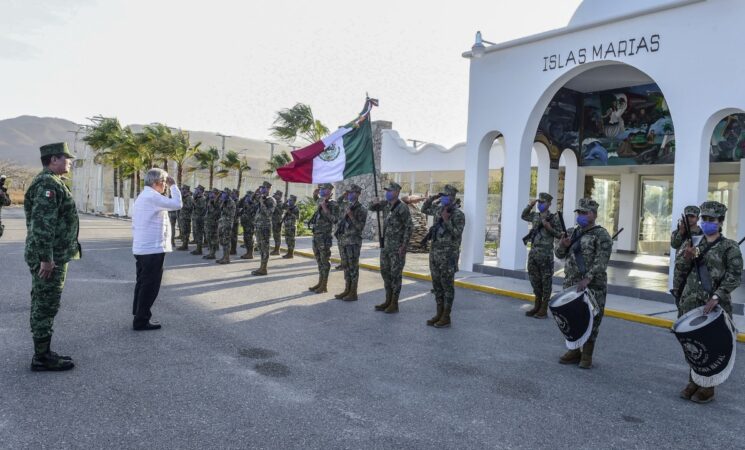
[557,211,567,235]
[611,227,624,241]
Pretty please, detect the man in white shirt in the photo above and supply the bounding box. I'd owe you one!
[131,168,182,330]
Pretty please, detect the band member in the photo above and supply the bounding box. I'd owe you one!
[308,183,338,293]
[670,205,703,308]
[334,185,367,301]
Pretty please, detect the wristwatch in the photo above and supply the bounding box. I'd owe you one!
[711,294,720,302]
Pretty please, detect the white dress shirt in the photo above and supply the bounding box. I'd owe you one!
[132,185,182,255]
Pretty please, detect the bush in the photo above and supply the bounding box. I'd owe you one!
[296,197,317,236]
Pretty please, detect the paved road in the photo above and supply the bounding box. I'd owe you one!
[1,207,744,449]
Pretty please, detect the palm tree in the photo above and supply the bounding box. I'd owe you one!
[83,116,124,199]
[262,151,291,195]
[170,130,201,185]
[194,146,220,189]
[217,150,251,192]
[270,103,329,144]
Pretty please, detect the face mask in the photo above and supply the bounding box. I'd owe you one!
[440,196,451,206]
[537,202,548,213]
[385,191,395,202]
[288,200,295,206]
[259,187,267,195]
[701,221,719,236]
[347,193,357,202]
[576,214,590,228]
[319,189,328,198]
[220,193,228,201]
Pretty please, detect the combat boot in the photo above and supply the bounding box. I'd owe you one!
[282,246,294,259]
[31,337,74,372]
[309,275,321,292]
[680,376,699,400]
[427,303,445,326]
[216,249,230,264]
[578,341,595,369]
[384,292,399,314]
[313,275,328,294]
[525,299,540,317]
[559,349,582,365]
[335,279,351,299]
[270,243,280,255]
[342,280,358,302]
[190,243,203,255]
[434,306,451,328]
[252,261,268,276]
[375,289,392,311]
[241,246,254,260]
[534,299,548,319]
[176,241,188,251]
[690,386,715,404]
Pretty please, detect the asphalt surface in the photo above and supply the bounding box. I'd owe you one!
[1,206,744,449]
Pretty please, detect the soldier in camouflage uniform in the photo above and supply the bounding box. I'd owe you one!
[335,189,350,271]
[555,198,612,369]
[0,175,10,239]
[216,188,236,264]
[252,181,276,275]
[240,190,258,259]
[270,190,284,255]
[24,142,80,371]
[521,192,563,318]
[670,205,703,306]
[676,201,742,404]
[369,182,413,313]
[203,188,221,260]
[334,185,368,301]
[168,207,179,248]
[421,184,466,327]
[282,195,300,259]
[230,189,240,255]
[308,183,339,293]
[190,185,207,255]
[176,185,193,250]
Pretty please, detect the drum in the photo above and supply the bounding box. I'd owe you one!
[672,305,737,387]
[549,285,598,350]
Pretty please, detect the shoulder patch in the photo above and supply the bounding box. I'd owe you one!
[45,190,55,198]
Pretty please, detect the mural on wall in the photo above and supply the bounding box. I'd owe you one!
[535,83,675,166]
[710,113,745,162]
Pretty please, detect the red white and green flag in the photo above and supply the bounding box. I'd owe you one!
[277,99,377,184]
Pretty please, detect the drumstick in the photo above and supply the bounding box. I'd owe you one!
[611,228,624,241]
[738,236,745,246]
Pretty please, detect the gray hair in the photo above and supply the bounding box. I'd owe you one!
[144,168,168,187]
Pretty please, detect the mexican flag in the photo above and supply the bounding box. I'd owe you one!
[277,101,376,184]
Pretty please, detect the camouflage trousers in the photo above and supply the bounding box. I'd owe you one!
[380,246,407,297]
[338,240,345,267]
[341,242,362,284]
[218,221,232,252]
[169,213,178,244]
[178,215,192,244]
[284,225,296,251]
[28,262,68,340]
[231,221,239,252]
[241,220,255,253]
[563,278,607,343]
[429,246,458,307]
[272,223,282,248]
[192,217,204,247]
[0,220,4,239]
[256,227,271,264]
[206,223,219,254]
[527,250,554,305]
[312,232,333,278]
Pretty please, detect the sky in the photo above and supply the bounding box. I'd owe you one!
[0,0,582,147]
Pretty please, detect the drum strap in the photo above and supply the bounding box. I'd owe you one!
[682,236,723,295]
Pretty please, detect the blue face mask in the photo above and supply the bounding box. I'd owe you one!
[259,187,267,195]
[347,193,357,202]
[440,196,451,206]
[220,192,228,201]
[537,202,548,213]
[319,189,328,198]
[576,214,590,228]
[288,200,295,206]
[701,221,719,236]
[385,191,395,202]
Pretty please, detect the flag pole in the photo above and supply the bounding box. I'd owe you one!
[363,96,384,248]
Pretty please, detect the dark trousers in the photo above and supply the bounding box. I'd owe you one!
[133,253,165,327]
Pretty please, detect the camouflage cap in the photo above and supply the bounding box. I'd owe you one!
[574,198,599,213]
[684,205,701,216]
[211,188,220,194]
[273,190,283,197]
[182,184,191,190]
[537,192,553,202]
[196,184,205,191]
[318,183,334,190]
[699,201,727,218]
[40,142,75,159]
[349,184,363,193]
[289,195,298,201]
[384,181,402,191]
[261,181,272,189]
[440,184,458,197]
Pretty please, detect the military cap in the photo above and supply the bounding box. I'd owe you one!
[273,190,283,197]
[574,198,599,213]
[383,181,402,191]
[182,184,191,190]
[440,184,459,197]
[699,201,727,218]
[537,192,553,203]
[318,183,334,190]
[211,188,220,194]
[289,195,298,201]
[196,184,205,191]
[40,142,75,159]
[684,205,701,216]
[261,181,272,189]
[349,184,363,193]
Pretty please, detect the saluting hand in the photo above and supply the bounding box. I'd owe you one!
[38,261,56,280]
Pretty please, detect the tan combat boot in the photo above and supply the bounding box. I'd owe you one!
[525,299,540,317]
[690,386,715,404]
[190,243,203,255]
[313,275,328,294]
[342,280,358,302]
[335,279,351,299]
[282,246,294,259]
[534,298,548,319]
[252,261,267,276]
[427,303,444,326]
[270,243,280,255]
[384,293,399,314]
[375,290,392,311]
[434,306,451,328]
[559,349,582,365]
[680,375,699,400]
[578,341,595,369]
[216,249,230,264]
[309,275,321,292]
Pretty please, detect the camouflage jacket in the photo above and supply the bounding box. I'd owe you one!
[309,198,339,235]
[254,195,276,230]
[422,198,466,251]
[240,195,258,224]
[337,201,368,246]
[555,225,612,286]
[24,168,81,265]
[679,236,743,314]
[205,199,220,228]
[0,190,10,207]
[219,197,235,228]
[272,200,284,227]
[282,204,300,228]
[670,225,703,250]
[192,195,207,221]
[180,193,194,219]
[521,205,563,253]
[369,199,413,250]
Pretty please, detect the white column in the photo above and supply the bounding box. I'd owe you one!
[535,144,558,201]
[617,172,640,252]
[499,135,533,270]
[737,158,745,239]
[460,138,491,271]
[561,154,584,227]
